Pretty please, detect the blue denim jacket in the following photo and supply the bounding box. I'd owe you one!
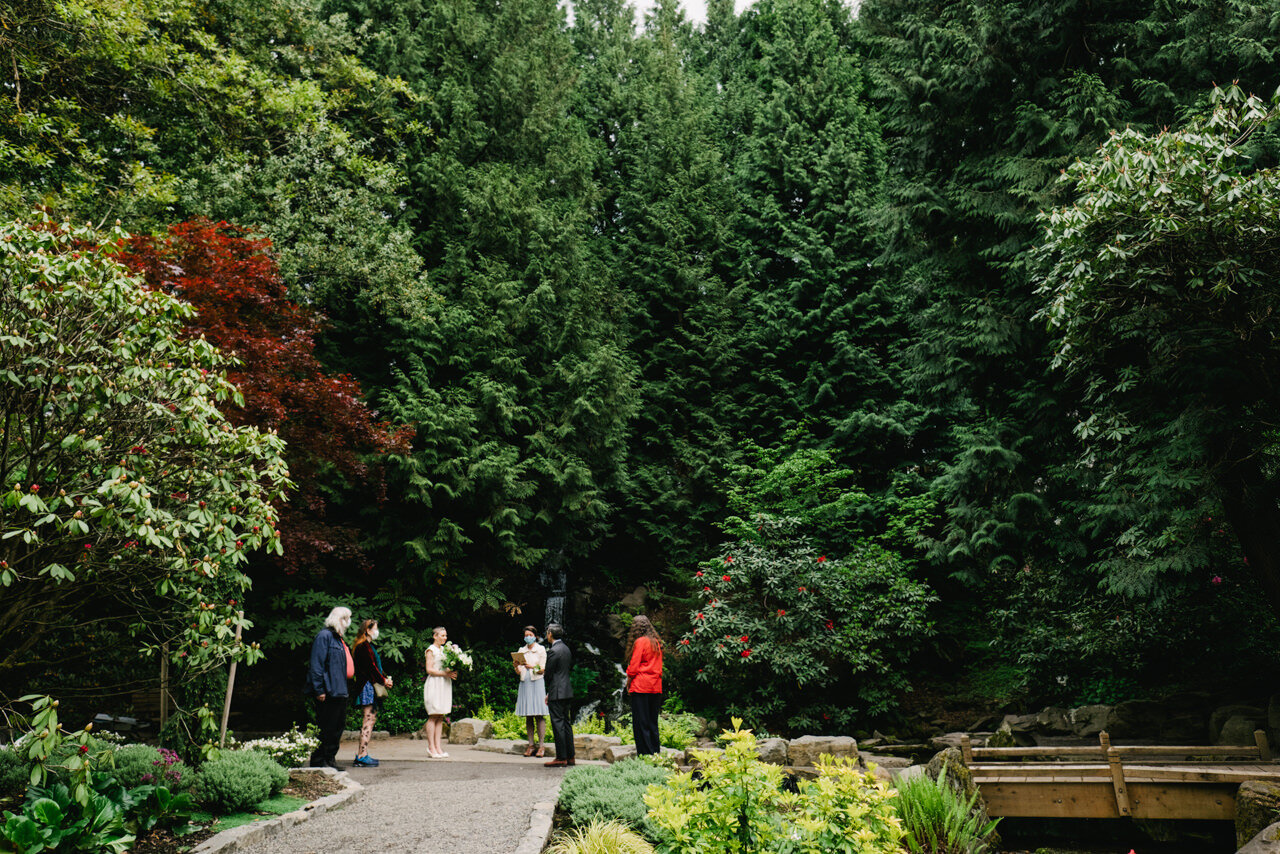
[308,627,349,697]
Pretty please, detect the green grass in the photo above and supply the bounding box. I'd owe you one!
[189,794,309,835]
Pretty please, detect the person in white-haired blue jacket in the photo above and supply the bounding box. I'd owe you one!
[307,606,353,770]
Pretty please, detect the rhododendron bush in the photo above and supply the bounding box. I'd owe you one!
[677,516,935,731]
[0,218,290,674]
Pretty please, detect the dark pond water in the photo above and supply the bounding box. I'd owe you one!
[998,817,1237,853]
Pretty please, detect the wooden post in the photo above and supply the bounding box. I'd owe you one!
[1100,732,1132,817]
[159,642,170,730]
[218,612,244,749]
[960,734,974,765]
[1256,729,1272,762]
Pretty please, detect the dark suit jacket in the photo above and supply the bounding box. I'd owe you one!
[545,639,574,701]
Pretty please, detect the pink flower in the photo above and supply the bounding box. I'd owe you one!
[1211,575,1223,585]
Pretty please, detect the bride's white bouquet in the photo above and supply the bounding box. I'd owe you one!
[440,642,472,672]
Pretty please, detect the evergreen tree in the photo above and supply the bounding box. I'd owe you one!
[325,0,639,611]
[715,0,911,520]
[572,0,744,580]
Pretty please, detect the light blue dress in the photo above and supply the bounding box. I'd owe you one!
[514,643,547,717]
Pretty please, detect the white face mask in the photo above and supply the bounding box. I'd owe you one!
[370,627,380,641]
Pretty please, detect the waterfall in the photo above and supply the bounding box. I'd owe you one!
[574,642,629,724]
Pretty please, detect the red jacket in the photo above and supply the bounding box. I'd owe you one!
[626,636,663,694]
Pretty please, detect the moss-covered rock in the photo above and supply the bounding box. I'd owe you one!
[1237,781,1280,849]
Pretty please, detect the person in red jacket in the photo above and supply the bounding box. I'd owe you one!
[624,615,664,755]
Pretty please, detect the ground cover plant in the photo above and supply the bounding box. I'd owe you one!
[558,759,671,839]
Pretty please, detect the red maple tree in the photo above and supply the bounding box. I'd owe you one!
[118,219,412,576]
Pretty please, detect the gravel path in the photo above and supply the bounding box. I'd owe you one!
[237,757,566,854]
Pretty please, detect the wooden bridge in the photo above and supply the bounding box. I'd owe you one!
[960,730,1280,820]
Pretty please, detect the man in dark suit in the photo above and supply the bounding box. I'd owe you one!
[543,622,575,767]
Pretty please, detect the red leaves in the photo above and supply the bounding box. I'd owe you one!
[118,220,413,577]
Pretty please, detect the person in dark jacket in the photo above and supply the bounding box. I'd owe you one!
[543,623,575,767]
[351,619,393,767]
[307,606,353,770]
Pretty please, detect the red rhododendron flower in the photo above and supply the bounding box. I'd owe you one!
[724,556,733,563]
[798,586,807,592]
[703,586,711,592]
[777,609,786,617]
[680,639,689,645]
[817,555,826,563]
[695,571,704,577]
[741,649,752,657]
[1211,575,1223,585]
[722,574,731,582]
[79,745,89,754]
[825,620,834,630]
[740,635,749,643]
[696,612,704,620]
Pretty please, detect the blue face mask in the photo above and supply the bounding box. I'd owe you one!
[524,636,536,645]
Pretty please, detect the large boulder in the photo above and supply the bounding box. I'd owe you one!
[1237,782,1280,849]
[757,737,789,766]
[996,715,1036,747]
[1240,822,1280,854]
[929,733,968,752]
[787,735,858,768]
[1222,716,1265,747]
[1035,707,1072,734]
[1070,704,1113,737]
[575,734,623,761]
[1107,700,1166,739]
[1211,705,1265,744]
[447,718,493,744]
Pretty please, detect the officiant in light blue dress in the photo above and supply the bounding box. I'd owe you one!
[513,626,548,757]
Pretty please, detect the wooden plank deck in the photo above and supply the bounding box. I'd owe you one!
[962,730,1280,821]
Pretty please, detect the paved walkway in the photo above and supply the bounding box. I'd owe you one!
[238,737,593,854]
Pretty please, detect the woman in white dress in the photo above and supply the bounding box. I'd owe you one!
[422,626,456,758]
[513,626,547,757]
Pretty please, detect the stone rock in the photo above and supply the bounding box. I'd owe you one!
[787,735,858,768]
[606,613,627,641]
[447,718,493,744]
[619,586,648,609]
[861,753,912,770]
[1002,713,1039,733]
[987,728,1016,748]
[1239,784,1280,850]
[1269,694,1280,733]
[1035,707,1072,734]
[1108,700,1165,739]
[929,733,967,752]
[575,734,623,761]
[1211,705,1265,744]
[472,738,556,756]
[1239,821,1280,854]
[968,715,1001,731]
[1069,704,1113,737]
[924,748,1000,850]
[1222,715,1265,747]
[605,744,637,763]
[756,737,789,766]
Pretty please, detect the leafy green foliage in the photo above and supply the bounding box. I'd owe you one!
[1034,84,1280,613]
[895,766,998,854]
[195,751,287,813]
[107,746,188,790]
[2,780,133,854]
[645,721,904,853]
[559,759,671,838]
[0,220,290,673]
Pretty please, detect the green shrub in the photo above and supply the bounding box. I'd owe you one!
[645,720,903,854]
[195,750,289,812]
[546,819,655,854]
[559,759,670,839]
[0,747,30,799]
[894,767,1000,854]
[110,745,192,789]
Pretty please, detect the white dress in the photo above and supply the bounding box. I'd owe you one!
[423,645,453,715]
